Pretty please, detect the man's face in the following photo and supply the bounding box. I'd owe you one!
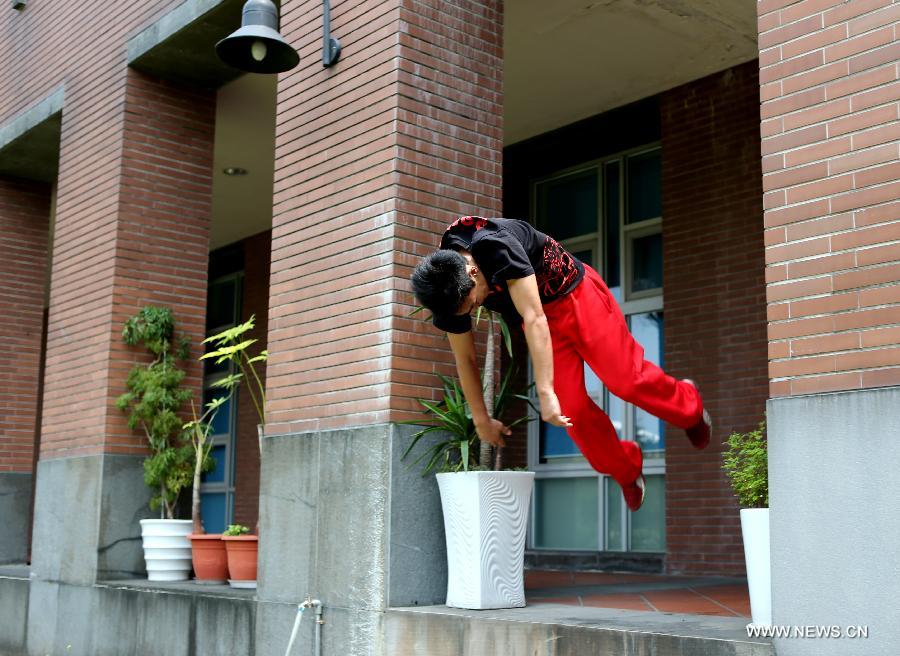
[455,254,490,316]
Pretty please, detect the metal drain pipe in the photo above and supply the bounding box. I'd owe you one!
[284,597,324,656]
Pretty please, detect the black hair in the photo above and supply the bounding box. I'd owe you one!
[411,249,474,317]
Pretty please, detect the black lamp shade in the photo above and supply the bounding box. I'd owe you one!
[215,0,300,74]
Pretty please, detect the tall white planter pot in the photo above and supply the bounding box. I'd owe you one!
[740,508,772,626]
[140,519,193,582]
[436,471,535,610]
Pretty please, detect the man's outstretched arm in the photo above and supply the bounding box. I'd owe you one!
[447,329,510,447]
[507,275,572,428]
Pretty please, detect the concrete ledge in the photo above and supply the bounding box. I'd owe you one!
[127,0,246,89]
[0,575,29,655]
[0,85,64,181]
[386,605,774,656]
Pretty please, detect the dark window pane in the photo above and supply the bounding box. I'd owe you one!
[202,445,228,484]
[539,422,580,460]
[206,278,237,330]
[632,233,663,292]
[571,249,593,268]
[604,162,621,290]
[202,389,232,436]
[536,170,598,241]
[199,492,227,534]
[627,151,661,224]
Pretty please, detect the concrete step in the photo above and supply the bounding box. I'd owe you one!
[385,604,775,656]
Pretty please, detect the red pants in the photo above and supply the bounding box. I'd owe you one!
[543,265,703,488]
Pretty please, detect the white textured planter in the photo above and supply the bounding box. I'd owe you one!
[140,519,193,582]
[436,471,535,610]
[740,508,772,626]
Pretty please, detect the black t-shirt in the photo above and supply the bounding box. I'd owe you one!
[433,216,585,333]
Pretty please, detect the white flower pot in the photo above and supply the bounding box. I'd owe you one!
[140,519,193,582]
[436,471,535,610]
[740,508,772,626]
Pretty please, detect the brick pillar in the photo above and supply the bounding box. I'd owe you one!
[257,1,502,653]
[30,69,214,585]
[661,62,768,576]
[758,1,899,650]
[0,178,50,564]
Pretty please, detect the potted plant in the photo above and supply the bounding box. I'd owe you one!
[183,396,228,584]
[116,306,196,582]
[221,523,258,588]
[404,310,535,610]
[723,419,770,626]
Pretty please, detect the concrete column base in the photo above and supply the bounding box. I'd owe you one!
[30,454,151,585]
[256,423,448,656]
[768,386,900,656]
[0,473,32,564]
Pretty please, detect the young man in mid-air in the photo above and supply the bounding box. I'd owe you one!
[411,216,711,511]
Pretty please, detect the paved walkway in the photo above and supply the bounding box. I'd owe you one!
[525,569,751,618]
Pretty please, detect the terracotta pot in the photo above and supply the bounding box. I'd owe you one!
[222,535,258,588]
[189,534,228,583]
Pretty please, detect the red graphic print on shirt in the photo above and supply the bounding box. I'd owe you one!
[537,236,579,297]
[449,216,488,231]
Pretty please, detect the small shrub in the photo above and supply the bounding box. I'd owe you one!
[722,420,768,509]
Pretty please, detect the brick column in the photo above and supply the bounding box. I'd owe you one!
[758,1,900,650]
[0,178,50,564]
[661,62,769,577]
[257,2,502,653]
[30,69,214,585]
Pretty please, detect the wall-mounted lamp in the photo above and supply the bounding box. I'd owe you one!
[216,0,299,74]
[216,0,341,74]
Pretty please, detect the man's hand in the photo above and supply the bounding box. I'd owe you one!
[539,390,573,428]
[475,417,511,447]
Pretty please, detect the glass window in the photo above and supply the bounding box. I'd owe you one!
[202,445,228,484]
[631,312,665,457]
[631,232,663,293]
[604,161,621,296]
[534,477,599,550]
[626,151,661,224]
[206,278,238,330]
[605,477,624,551]
[630,475,666,551]
[202,389,233,437]
[539,423,581,460]
[535,170,598,241]
[200,492,227,534]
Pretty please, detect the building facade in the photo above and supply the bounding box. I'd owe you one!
[0,1,898,655]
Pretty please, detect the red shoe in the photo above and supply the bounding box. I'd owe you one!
[683,379,712,450]
[622,474,646,512]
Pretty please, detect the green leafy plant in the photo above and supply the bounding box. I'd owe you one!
[723,419,769,508]
[183,396,228,533]
[402,365,534,475]
[223,523,250,536]
[201,315,268,430]
[116,306,194,519]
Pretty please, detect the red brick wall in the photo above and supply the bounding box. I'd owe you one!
[661,62,769,576]
[40,69,214,458]
[233,231,271,529]
[267,0,503,434]
[758,0,900,395]
[0,178,50,472]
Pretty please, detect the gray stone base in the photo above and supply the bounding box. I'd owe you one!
[385,605,773,656]
[31,454,152,585]
[0,472,32,564]
[769,386,900,656]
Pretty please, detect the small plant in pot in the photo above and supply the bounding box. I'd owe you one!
[116,306,199,582]
[723,419,770,626]
[222,523,258,588]
[183,396,229,584]
[404,310,536,610]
